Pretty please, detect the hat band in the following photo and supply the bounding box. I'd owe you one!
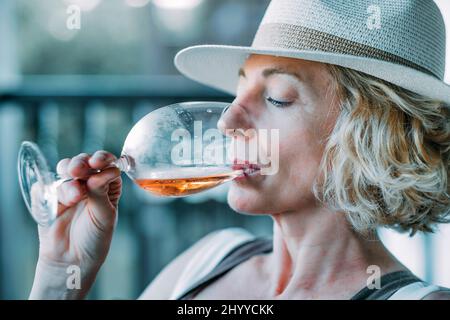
[252,23,437,79]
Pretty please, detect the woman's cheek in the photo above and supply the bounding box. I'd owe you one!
[279,129,321,177]
[278,129,307,157]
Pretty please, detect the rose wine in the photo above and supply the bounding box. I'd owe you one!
[135,167,242,197]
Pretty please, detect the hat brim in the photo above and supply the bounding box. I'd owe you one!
[175,45,450,105]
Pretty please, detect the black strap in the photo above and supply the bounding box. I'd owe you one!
[178,238,422,300]
[350,271,422,300]
[178,237,272,300]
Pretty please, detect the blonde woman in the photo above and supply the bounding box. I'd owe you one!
[30,0,450,299]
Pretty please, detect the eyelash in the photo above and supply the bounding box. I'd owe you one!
[265,96,293,107]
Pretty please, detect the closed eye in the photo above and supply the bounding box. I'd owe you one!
[266,96,293,107]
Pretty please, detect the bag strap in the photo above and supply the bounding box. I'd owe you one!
[388,282,445,300]
[350,271,421,300]
[169,228,256,300]
[350,271,446,300]
[178,237,273,300]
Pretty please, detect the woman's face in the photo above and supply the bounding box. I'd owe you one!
[219,54,339,215]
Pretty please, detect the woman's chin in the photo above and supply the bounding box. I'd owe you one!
[227,186,270,215]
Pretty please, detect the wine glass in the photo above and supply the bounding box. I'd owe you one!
[18,101,258,227]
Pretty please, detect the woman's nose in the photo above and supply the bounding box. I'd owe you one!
[217,102,254,137]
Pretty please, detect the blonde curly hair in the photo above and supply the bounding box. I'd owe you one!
[315,65,450,235]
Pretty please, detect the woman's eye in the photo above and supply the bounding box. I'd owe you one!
[266,96,292,107]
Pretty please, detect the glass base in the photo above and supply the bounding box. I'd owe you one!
[18,141,58,226]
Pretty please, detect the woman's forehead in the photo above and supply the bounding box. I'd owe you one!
[245,54,322,68]
[241,54,332,91]
[242,54,327,79]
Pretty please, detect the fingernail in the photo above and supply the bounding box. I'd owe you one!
[77,161,86,168]
[93,153,106,162]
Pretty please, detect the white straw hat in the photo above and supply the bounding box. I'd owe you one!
[175,0,450,104]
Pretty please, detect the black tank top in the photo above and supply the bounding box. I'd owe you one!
[177,237,422,300]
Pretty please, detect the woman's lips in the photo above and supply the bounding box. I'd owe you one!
[231,161,264,180]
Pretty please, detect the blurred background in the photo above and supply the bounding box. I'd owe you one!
[0,0,449,299]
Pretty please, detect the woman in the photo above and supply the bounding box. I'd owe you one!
[29,0,450,299]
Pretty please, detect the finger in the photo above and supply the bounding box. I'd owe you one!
[85,168,121,232]
[56,158,71,178]
[86,167,121,197]
[67,153,92,178]
[107,177,122,208]
[88,150,117,170]
[56,180,87,215]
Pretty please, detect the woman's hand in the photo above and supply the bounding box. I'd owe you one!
[29,150,122,299]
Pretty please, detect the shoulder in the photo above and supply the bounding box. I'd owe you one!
[138,227,253,300]
[422,289,450,300]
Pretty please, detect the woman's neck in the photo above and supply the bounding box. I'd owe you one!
[268,206,405,299]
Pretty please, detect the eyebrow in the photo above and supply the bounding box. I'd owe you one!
[238,67,304,83]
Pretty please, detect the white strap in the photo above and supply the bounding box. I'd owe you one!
[388,281,443,300]
[169,227,255,300]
